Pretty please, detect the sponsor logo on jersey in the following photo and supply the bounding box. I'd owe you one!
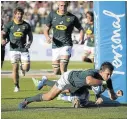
[17,28,20,31]
[11,26,14,30]
[13,32,23,37]
[59,21,63,24]
[53,17,56,21]
[56,25,67,30]
[66,18,70,22]
[86,29,92,35]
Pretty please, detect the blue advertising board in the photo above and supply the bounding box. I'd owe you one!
[94,1,127,103]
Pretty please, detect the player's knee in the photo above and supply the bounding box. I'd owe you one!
[22,63,30,72]
[60,59,69,64]
[60,59,69,72]
[52,64,60,75]
[60,59,69,67]
[45,95,54,101]
[12,64,19,71]
[84,58,92,63]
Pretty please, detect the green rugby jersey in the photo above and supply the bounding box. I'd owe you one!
[3,20,31,52]
[68,69,103,88]
[45,10,83,48]
[84,23,94,47]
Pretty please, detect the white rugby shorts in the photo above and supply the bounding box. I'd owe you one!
[10,51,30,64]
[55,71,79,93]
[52,46,72,61]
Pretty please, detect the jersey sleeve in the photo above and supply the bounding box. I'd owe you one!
[27,23,32,33]
[45,11,53,27]
[3,21,12,33]
[3,22,11,40]
[106,78,113,90]
[73,16,83,31]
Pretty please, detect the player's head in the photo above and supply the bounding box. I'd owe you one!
[99,62,114,81]
[14,7,24,21]
[57,1,69,14]
[86,11,94,23]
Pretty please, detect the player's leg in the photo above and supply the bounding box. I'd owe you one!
[18,84,62,109]
[37,76,56,90]
[57,93,72,102]
[10,51,20,92]
[82,46,92,63]
[82,51,92,62]
[52,61,61,75]
[60,46,72,74]
[88,47,94,63]
[1,46,5,68]
[60,57,70,74]
[58,86,90,108]
[20,52,30,76]
[18,71,72,109]
[52,48,61,75]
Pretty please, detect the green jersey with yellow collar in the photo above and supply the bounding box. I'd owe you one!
[3,20,31,52]
[84,23,94,47]
[46,10,83,48]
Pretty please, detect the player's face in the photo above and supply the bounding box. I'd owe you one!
[100,69,112,81]
[86,13,92,23]
[58,1,68,14]
[14,11,23,22]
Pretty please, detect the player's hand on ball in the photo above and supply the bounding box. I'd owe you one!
[95,97,103,105]
[116,90,123,97]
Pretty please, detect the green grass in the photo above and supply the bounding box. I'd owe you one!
[2,61,94,70]
[1,61,127,119]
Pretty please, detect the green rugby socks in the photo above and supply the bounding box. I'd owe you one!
[45,80,55,87]
[26,94,43,103]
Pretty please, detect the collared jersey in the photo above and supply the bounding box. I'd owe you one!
[46,11,83,48]
[68,69,103,88]
[3,20,31,52]
[84,23,94,47]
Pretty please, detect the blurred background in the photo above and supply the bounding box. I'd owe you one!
[1,1,94,61]
[1,1,93,34]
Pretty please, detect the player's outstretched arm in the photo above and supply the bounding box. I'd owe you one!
[108,89,123,100]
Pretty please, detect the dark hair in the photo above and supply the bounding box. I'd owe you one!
[86,11,94,22]
[14,7,24,15]
[100,62,114,72]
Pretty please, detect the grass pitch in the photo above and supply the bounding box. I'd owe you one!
[1,61,127,119]
[2,61,94,70]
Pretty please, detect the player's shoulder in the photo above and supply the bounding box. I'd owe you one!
[49,10,56,15]
[3,20,14,29]
[6,20,14,26]
[86,69,99,76]
[65,12,76,19]
[23,20,30,25]
[87,69,98,73]
[22,20,31,29]
[67,12,75,16]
